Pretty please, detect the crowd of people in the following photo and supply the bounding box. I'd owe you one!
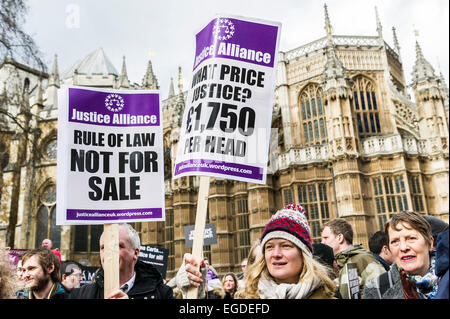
[0,205,448,300]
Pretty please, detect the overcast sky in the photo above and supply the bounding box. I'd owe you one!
[24,0,449,99]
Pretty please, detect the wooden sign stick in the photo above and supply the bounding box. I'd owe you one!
[103,223,120,298]
[186,175,210,299]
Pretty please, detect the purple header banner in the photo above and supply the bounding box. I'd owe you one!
[194,17,279,70]
[68,88,160,127]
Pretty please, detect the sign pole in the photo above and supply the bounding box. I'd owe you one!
[103,223,120,298]
[186,175,210,299]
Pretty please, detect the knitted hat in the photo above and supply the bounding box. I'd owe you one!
[260,204,313,258]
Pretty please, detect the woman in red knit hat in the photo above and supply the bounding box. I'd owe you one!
[176,204,337,299]
[235,204,336,299]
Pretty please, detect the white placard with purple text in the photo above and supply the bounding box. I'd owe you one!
[173,15,281,184]
[57,86,165,225]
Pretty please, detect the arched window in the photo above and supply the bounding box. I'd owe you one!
[299,84,327,145]
[352,76,380,138]
[36,205,48,247]
[35,184,60,248]
[23,78,30,93]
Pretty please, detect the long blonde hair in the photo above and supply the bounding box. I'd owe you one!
[235,247,336,299]
[0,248,19,299]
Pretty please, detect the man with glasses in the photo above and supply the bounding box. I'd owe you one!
[60,261,83,293]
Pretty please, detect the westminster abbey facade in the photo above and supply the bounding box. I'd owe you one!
[0,7,448,279]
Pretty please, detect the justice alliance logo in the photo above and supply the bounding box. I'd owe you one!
[105,93,125,112]
[213,18,235,41]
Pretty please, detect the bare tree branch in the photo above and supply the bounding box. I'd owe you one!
[0,0,45,72]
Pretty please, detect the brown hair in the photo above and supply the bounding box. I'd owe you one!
[385,211,433,248]
[222,272,239,296]
[21,248,61,283]
[322,218,353,245]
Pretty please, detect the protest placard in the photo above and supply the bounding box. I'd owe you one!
[138,245,169,279]
[173,15,281,185]
[184,222,217,248]
[8,249,30,269]
[56,86,165,225]
[345,263,360,299]
[57,86,165,297]
[80,266,100,286]
[174,14,281,298]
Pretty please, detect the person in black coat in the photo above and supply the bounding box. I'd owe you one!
[69,223,173,299]
[433,229,449,299]
[69,260,173,299]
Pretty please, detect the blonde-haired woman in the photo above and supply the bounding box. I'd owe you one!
[235,204,336,299]
[177,204,336,299]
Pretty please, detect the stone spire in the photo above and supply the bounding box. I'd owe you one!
[411,40,437,87]
[440,74,449,108]
[168,77,175,98]
[324,3,332,36]
[177,66,183,93]
[437,61,449,107]
[321,4,351,99]
[142,60,159,89]
[172,67,185,125]
[48,54,60,88]
[392,26,400,55]
[118,55,130,88]
[45,54,60,107]
[375,6,383,39]
[20,78,30,113]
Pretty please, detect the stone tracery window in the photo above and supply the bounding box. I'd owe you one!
[352,76,381,138]
[299,84,327,146]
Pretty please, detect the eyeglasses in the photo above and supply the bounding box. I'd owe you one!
[69,272,82,279]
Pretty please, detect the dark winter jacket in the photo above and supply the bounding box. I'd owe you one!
[435,229,449,278]
[21,282,68,299]
[434,229,449,299]
[372,252,391,272]
[69,260,173,299]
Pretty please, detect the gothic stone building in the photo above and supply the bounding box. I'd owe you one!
[0,8,448,279]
